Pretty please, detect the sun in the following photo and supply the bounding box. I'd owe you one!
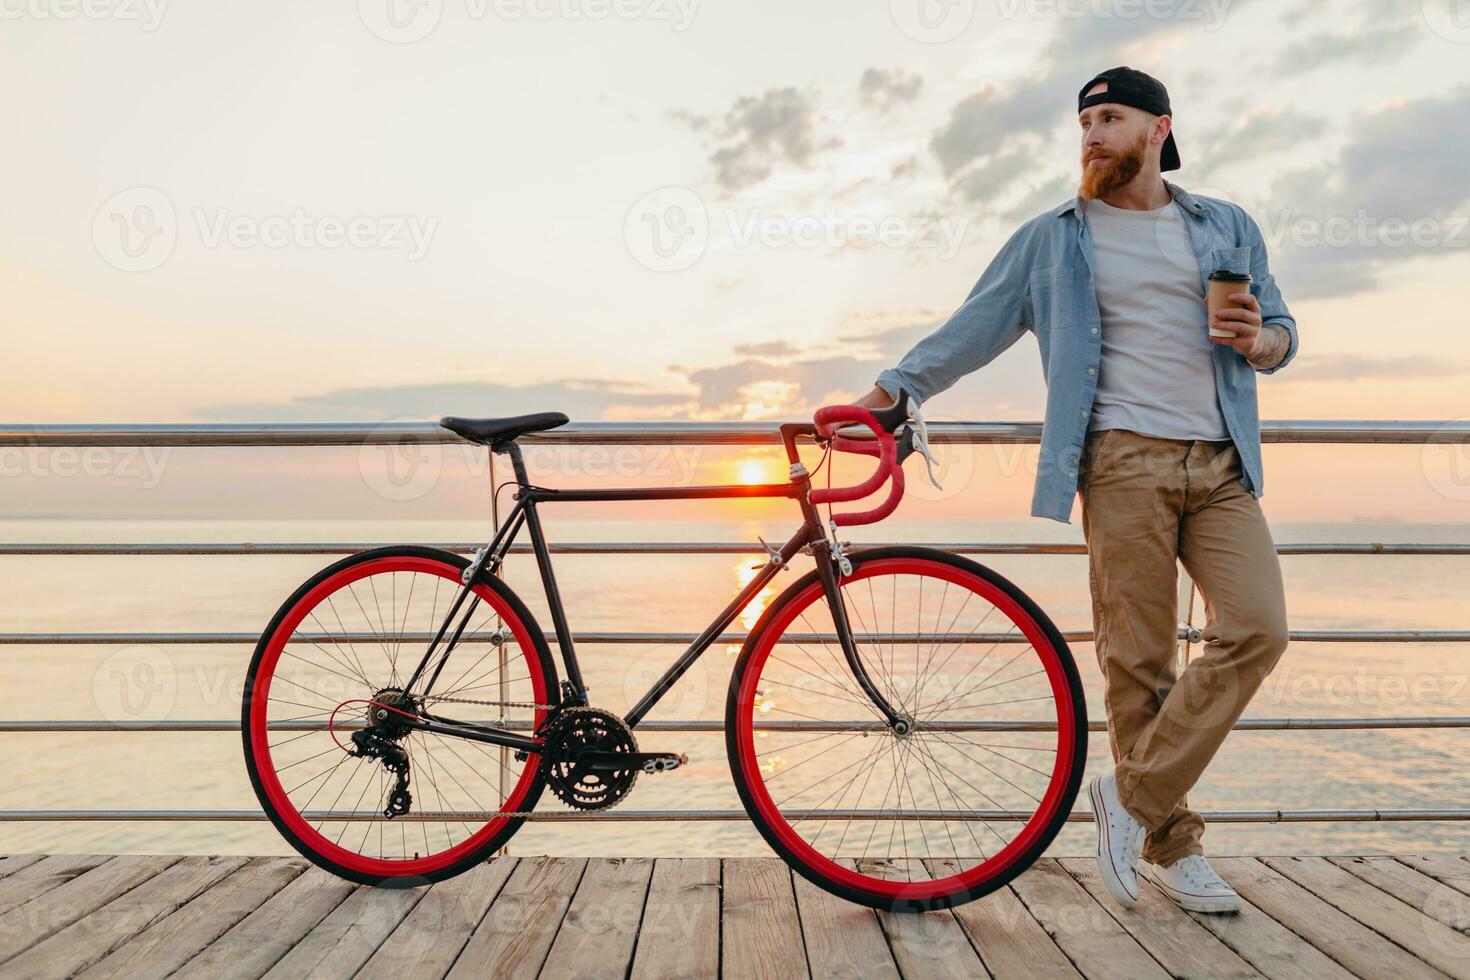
[737,459,766,485]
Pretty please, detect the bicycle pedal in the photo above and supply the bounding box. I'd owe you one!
[634,751,688,774]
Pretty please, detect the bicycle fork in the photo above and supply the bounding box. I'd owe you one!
[810,539,911,734]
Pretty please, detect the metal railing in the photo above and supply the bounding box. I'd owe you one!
[3,418,1468,828]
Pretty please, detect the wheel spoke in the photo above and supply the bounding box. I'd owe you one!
[736,555,1082,905]
[245,555,547,874]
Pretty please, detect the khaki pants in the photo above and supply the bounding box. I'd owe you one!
[1078,427,1290,867]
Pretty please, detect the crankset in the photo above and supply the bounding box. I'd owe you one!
[539,707,688,812]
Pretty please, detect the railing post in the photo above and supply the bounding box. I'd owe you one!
[489,448,510,857]
[1178,564,1198,666]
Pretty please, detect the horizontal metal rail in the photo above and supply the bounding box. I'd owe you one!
[3,541,1467,556]
[6,717,1468,733]
[4,419,1469,447]
[3,629,1466,645]
[2,808,1466,823]
[5,419,1467,836]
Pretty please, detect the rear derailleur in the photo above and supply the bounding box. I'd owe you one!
[346,691,417,819]
[348,729,413,819]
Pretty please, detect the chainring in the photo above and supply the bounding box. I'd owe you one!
[540,707,639,811]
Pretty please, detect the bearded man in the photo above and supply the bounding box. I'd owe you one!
[854,66,1297,914]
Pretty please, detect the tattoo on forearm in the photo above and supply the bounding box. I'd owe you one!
[1247,323,1290,370]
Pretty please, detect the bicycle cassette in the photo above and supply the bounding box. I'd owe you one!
[540,707,639,811]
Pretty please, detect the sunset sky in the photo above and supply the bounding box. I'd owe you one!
[4,0,1469,523]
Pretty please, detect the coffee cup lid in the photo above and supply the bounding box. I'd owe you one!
[1209,270,1251,281]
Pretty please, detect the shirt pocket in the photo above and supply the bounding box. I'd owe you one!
[1207,244,1252,277]
[1028,263,1074,335]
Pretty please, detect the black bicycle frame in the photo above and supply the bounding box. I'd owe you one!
[397,422,905,753]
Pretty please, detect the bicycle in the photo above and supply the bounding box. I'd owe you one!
[241,391,1088,910]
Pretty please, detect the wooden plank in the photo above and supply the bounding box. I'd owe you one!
[0,855,179,963]
[261,875,428,978]
[1213,858,1444,979]
[446,856,586,978]
[0,856,44,880]
[1008,858,1170,980]
[926,859,1080,980]
[792,867,900,980]
[357,858,517,980]
[540,858,654,978]
[0,854,112,915]
[1263,855,1470,979]
[1058,857,1260,979]
[1174,887,1355,980]
[1400,855,1470,898]
[170,867,356,979]
[78,858,306,980]
[629,858,720,980]
[721,857,807,980]
[3,855,246,978]
[858,858,988,979]
[1331,856,1470,934]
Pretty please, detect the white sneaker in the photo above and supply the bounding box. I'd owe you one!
[1088,773,1145,908]
[1140,854,1243,913]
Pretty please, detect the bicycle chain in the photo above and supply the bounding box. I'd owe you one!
[421,694,556,711]
[414,697,630,818]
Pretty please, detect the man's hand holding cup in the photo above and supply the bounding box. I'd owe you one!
[1206,271,1268,359]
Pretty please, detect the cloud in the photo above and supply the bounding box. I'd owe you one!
[671,87,843,193]
[1190,108,1330,180]
[1000,174,1075,222]
[197,312,1046,425]
[858,67,924,113]
[1264,85,1470,298]
[952,147,1035,205]
[1274,23,1419,77]
[733,339,801,358]
[926,1,1244,212]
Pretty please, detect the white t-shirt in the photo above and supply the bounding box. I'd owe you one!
[1083,196,1230,441]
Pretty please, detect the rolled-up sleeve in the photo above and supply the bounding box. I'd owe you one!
[1243,210,1298,375]
[875,225,1032,408]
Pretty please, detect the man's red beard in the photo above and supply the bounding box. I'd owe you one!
[1079,129,1147,199]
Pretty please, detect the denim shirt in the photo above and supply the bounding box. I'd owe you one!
[875,179,1298,524]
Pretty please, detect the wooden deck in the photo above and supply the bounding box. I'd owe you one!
[1,854,1468,978]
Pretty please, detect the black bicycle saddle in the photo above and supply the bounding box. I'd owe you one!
[439,412,569,447]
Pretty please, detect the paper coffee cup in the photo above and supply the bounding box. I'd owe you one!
[1207,271,1252,339]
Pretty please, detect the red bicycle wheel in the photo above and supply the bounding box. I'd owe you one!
[726,546,1086,910]
[243,546,557,884]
